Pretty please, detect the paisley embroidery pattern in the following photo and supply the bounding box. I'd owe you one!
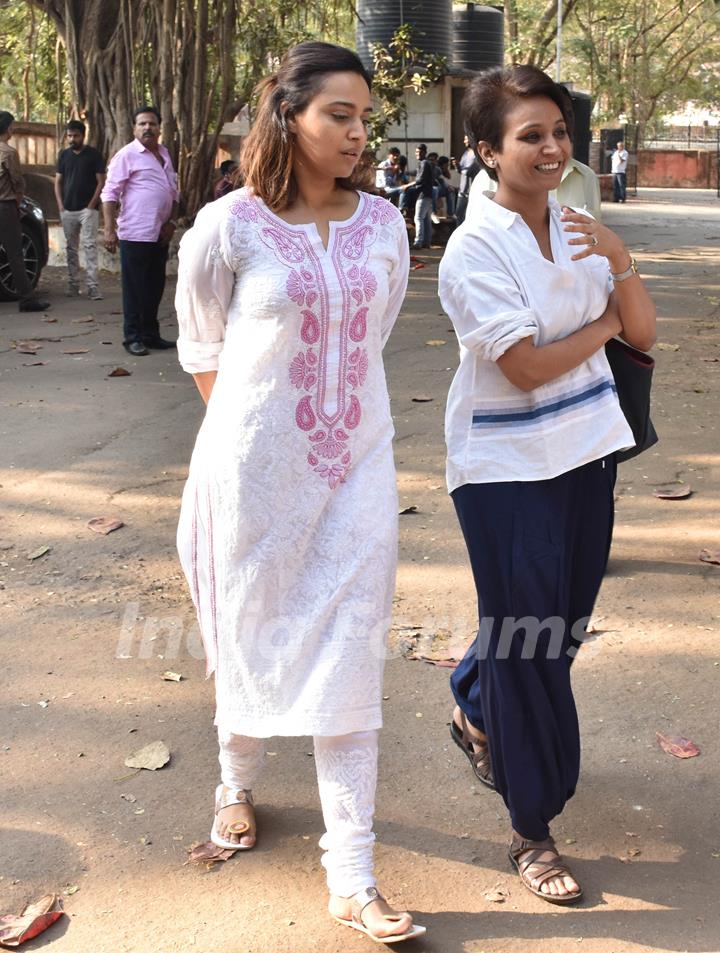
[231,191,383,489]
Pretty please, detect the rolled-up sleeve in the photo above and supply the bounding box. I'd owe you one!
[381,211,410,346]
[175,204,234,373]
[439,232,538,363]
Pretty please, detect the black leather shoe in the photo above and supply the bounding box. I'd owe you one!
[19,299,51,312]
[123,340,149,356]
[143,337,176,350]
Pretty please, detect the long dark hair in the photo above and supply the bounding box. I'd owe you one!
[240,41,373,212]
[462,65,574,181]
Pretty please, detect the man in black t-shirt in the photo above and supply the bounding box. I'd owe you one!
[54,120,106,298]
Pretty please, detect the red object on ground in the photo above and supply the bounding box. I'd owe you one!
[0,894,65,947]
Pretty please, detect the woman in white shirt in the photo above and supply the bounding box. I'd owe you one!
[439,65,655,905]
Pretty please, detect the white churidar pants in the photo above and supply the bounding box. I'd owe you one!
[218,728,378,896]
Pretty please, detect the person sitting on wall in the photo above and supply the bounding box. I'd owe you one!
[214,159,239,200]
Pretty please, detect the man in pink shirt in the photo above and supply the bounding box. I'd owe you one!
[101,106,180,356]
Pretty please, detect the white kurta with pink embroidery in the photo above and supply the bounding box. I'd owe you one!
[175,188,409,737]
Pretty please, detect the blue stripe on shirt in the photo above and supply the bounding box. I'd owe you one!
[472,378,617,428]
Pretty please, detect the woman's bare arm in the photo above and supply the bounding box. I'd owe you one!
[192,371,217,405]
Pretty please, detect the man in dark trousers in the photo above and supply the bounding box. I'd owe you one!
[101,105,179,356]
[0,110,50,312]
[403,143,434,249]
[54,120,106,299]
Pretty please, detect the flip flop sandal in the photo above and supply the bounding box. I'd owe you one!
[331,887,427,945]
[509,834,583,906]
[210,783,256,851]
[450,711,496,791]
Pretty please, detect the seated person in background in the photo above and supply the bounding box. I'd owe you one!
[214,159,239,200]
[376,146,404,204]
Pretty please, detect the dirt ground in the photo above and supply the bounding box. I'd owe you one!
[1,188,719,953]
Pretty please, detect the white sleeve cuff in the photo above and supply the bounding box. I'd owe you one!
[177,337,224,374]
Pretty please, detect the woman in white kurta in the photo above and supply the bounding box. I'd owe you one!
[175,42,424,944]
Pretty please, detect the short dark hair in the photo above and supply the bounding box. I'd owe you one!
[0,111,15,135]
[388,146,400,156]
[416,143,427,153]
[133,105,161,124]
[219,159,237,175]
[66,119,86,135]
[438,155,449,164]
[428,151,439,160]
[462,65,574,181]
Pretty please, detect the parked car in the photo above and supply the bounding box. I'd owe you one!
[0,197,49,301]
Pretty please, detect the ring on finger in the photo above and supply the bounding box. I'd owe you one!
[590,234,599,247]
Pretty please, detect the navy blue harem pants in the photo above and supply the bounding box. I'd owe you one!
[450,455,616,841]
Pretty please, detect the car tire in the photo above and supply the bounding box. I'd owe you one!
[0,224,43,302]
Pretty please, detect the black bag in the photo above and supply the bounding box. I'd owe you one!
[605,337,658,463]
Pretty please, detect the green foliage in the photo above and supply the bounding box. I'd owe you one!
[366,24,447,152]
[236,0,356,107]
[509,0,720,127]
[0,0,66,121]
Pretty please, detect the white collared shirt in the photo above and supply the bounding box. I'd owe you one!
[439,193,634,490]
[611,149,628,173]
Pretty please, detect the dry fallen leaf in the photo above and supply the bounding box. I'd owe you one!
[120,792,137,803]
[185,840,237,869]
[124,740,171,771]
[656,342,680,351]
[484,889,508,903]
[411,396,433,403]
[15,342,41,354]
[653,484,692,500]
[656,731,701,759]
[87,517,124,535]
[399,505,418,515]
[161,671,184,682]
[0,894,65,947]
[108,367,131,377]
[27,546,51,561]
[62,347,90,355]
[425,339,447,347]
[699,549,720,566]
[71,316,95,324]
[22,361,48,367]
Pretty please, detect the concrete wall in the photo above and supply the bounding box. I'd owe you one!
[637,149,718,189]
[47,224,183,276]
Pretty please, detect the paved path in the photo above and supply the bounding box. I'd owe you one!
[1,188,719,952]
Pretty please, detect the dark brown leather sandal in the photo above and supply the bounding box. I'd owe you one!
[449,710,496,791]
[509,833,583,905]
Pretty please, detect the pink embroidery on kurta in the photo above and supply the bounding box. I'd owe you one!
[233,191,387,489]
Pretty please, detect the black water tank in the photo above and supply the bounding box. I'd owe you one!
[356,0,453,73]
[452,3,503,74]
